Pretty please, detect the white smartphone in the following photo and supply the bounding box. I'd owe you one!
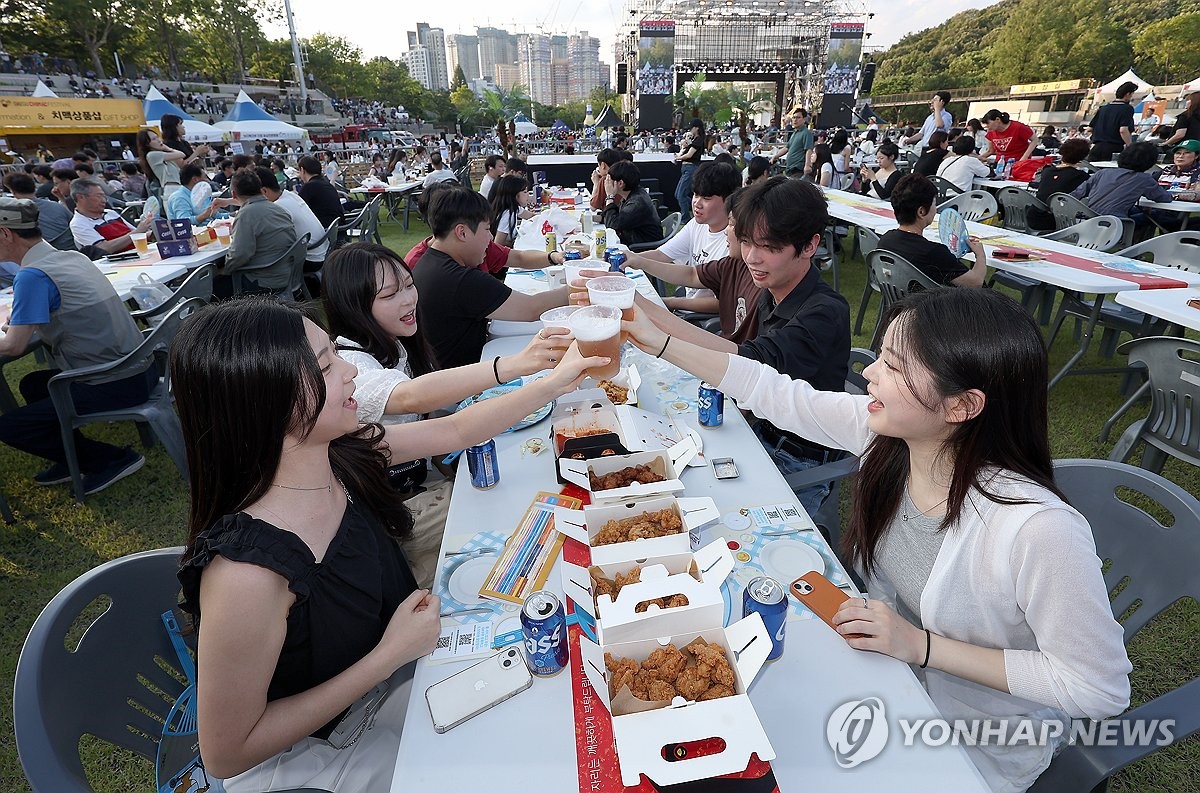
[425,647,532,733]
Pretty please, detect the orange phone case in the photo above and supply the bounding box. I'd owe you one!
[790,572,866,639]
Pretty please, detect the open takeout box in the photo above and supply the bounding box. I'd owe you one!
[562,537,733,645]
[554,495,719,567]
[578,613,776,787]
[558,435,697,505]
[582,364,642,406]
[550,389,688,479]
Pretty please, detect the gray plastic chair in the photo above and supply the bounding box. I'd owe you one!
[853,227,881,336]
[936,189,998,222]
[232,236,307,299]
[1044,215,1126,251]
[927,175,963,203]
[130,264,214,327]
[1048,192,1097,230]
[14,546,189,792]
[1049,193,1133,248]
[627,211,682,253]
[781,348,877,551]
[289,233,313,301]
[47,298,203,501]
[996,186,1048,234]
[1028,459,1200,792]
[14,546,332,793]
[1103,336,1200,472]
[1114,231,1200,274]
[813,226,840,291]
[866,249,942,350]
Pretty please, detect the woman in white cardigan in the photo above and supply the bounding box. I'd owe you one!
[323,242,574,587]
[622,287,1131,792]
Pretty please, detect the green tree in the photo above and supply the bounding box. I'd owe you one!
[988,0,1129,84]
[40,0,129,77]
[450,63,467,92]
[1133,13,1200,83]
[363,56,424,109]
[303,33,368,97]
[481,85,532,121]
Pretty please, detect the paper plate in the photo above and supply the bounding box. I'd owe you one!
[456,383,553,433]
[937,208,971,257]
[758,539,826,584]
[446,555,495,604]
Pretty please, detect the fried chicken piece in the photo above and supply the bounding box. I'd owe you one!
[644,645,687,680]
[646,678,678,701]
[686,643,736,689]
[629,669,657,700]
[664,594,690,608]
[614,566,642,589]
[675,664,713,701]
[604,652,639,700]
[634,597,664,613]
[593,519,629,546]
[591,572,616,601]
[598,381,630,404]
[699,684,735,701]
[588,464,666,492]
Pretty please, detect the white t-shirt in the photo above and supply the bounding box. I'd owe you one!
[335,337,420,425]
[936,154,992,193]
[478,174,495,198]
[70,208,130,249]
[656,218,729,299]
[495,209,519,241]
[277,189,329,262]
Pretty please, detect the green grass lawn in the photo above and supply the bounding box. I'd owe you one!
[1,221,1195,792]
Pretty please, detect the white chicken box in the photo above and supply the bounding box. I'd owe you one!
[550,390,691,463]
[578,613,776,787]
[554,495,720,567]
[558,435,697,505]
[561,538,733,645]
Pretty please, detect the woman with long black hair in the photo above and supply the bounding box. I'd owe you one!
[487,174,534,248]
[172,298,603,790]
[322,242,575,585]
[618,288,1131,792]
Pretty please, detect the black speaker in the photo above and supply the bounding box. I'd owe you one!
[617,63,628,94]
[860,62,877,95]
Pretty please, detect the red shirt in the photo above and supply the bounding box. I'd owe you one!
[404,236,509,274]
[985,120,1035,158]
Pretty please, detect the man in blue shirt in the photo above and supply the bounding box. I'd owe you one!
[166,163,232,224]
[0,198,152,495]
[905,91,954,149]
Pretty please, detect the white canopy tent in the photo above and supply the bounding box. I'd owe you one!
[30,80,58,98]
[142,87,226,143]
[1095,69,1153,98]
[1181,77,1200,95]
[214,90,308,141]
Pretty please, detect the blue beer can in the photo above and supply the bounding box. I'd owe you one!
[521,590,570,676]
[743,576,787,661]
[604,246,620,263]
[564,249,584,261]
[608,252,627,272]
[533,184,543,204]
[466,439,500,489]
[698,382,724,428]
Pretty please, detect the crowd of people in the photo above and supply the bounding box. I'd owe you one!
[5,73,1200,793]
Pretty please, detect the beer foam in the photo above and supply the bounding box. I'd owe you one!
[570,312,620,342]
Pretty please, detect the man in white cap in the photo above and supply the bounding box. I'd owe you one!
[0,198,152,495]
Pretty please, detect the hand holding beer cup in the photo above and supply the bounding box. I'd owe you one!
[544,337,612,392]
[620,300,670,357]
[568,305,623,379]
[566,267,609,305]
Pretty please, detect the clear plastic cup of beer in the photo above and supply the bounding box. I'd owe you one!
[568,305,622,379]
[539,306,581,352]
[586,276,636,321]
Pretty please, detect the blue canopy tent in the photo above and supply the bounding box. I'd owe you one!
[214,90,307,141]
[550,119,570,132]
[142,86,225,142]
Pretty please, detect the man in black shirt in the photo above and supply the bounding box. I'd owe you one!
[600,161,662,246]
[296,155,344,230]
[1089,81,1137,163]
[413,188,570,368]
[877,173,986,287]
[631,177,850,514]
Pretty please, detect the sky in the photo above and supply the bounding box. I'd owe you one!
[266,0,1003,70]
